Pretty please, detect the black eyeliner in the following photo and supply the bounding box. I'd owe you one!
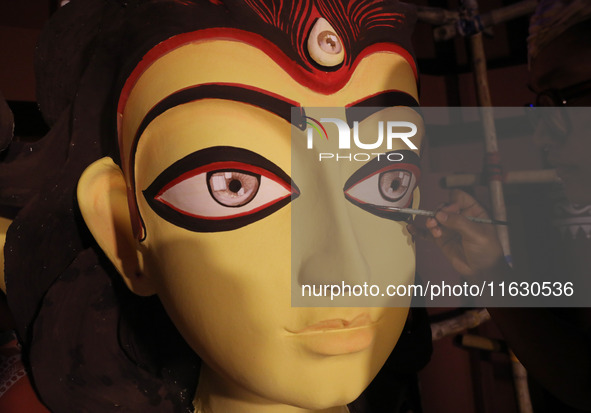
[143,146,298,233]
[343,150,420,222]
[343,150,420,191]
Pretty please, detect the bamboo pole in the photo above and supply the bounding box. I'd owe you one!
[461,1,532,412]
[431,309,491,341]
[485,0,537,27]
[416,6,458,26]
[417,2,537,410]
[462,0,512,266]
[456,334,508,353]
[443,169,561,188]
[511,351,535,413]
[420,0,537,41]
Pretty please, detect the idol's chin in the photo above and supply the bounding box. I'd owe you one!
[250,359,378,411]
[286,387,364,411]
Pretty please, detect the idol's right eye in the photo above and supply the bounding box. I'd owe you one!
[343,150,421,221]
[143,147,299,233]
[345,165,417,209]
[379,170,414,202]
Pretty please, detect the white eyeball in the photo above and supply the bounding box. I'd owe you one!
[307,18,345,67]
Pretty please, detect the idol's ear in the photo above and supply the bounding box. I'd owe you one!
[77,157,156,296]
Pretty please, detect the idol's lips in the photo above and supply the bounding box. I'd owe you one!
[287,313,379,356]
[288,313,373,334]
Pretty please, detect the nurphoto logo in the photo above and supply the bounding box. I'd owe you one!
[303,116,417,162]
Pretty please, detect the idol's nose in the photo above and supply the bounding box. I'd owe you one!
[292,160,371,290]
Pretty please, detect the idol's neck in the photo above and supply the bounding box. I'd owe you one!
[193,365,350,413]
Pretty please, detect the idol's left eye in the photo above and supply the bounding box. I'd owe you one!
[143,147,299,232]
[343,151,420,221]
[206,170,260,207]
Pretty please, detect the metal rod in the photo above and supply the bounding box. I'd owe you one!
[375,206,508,225]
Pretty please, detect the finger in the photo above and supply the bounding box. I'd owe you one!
[431,226,443,238]
[434,202,449,211]
[439,202,461,214]
[448,189,490,219]
[408,222,449,242]
[406,224,433,241]
[464,205,490,220]
[434,210,487,244]
[433,201,456,215]
[450,189,477,206]
[425,217,439,229]
[427,215,449,238]
[424,217,444,238]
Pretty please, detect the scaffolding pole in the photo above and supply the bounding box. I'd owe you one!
[417,0,537,41]
[418,0,536,411]
[443,169,561,188]
[461,2,532,411]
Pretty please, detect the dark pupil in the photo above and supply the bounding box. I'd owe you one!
[229,179,242,193]
[390,179,401,191]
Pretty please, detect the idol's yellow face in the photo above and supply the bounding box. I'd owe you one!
[119,34,422,409]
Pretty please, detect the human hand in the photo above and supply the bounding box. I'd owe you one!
[408,189,504,276]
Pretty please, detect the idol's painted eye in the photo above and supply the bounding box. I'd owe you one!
[207,170,260,207]
[157,164,287,216]
[378,170,413,202]
[343,151,420,221]
[307,18,345,67]
[144,147,299,232]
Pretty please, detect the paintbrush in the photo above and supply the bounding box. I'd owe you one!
[373,206,508,225]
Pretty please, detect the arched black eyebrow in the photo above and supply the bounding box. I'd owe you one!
[345,91,419,126]
[134,83,300,142]
[128,83,301,240]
